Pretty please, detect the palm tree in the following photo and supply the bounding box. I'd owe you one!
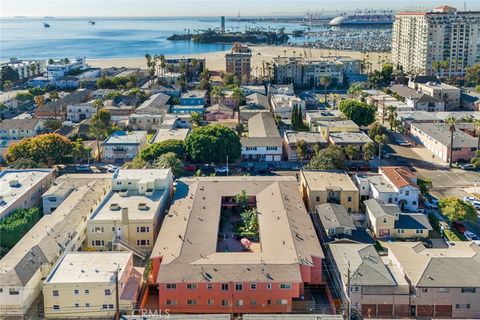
[92,99,104,162]
[387,106,397,131]
[63,58,70,65]
[231,86,244,122]
[211,86,225,104]
[344,145,359,161]
[328,93,340,109]
[445,117,457,167]
[49,91,59,119]
[375,134,388,159]
[190,111,202,127]
[363,142,374,161]
[29,64,37,77]
[319,76,331,104]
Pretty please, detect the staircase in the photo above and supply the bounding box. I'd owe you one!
[113,237,147,260]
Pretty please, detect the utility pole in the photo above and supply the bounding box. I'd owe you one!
[226,155,229,176]
[114,267,120,320]
[346,262,351,320]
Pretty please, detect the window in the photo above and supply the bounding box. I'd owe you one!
[91,240,105,247]
[207,283,214,290]
[186,283,197,289]
[207,299,214,305]
[91,227,104,234]
[267,283,272,290]
[85,289,89,294]
[105,289,111,296]
[439,288,449,293]
[109,304,114,309]
[315,196,320,202]
[246,147,257,151]
[85,303,90,307]
[397,229,404,234]
[456,304,471,309]
[53,305,60,311]
[267,299,272,305]
[236,299,244,306]
[74,289,79,295]
[52,290,59,297]
[347,207,352,213]
[221,299,229,306]
[416,229,424,234]
[136,226,150,233]
[9,288,19,295]
[166,284,176,290]
[347,196,352,202]
[280,283,291,289]
[421,288,428,293]
[250,283,257,290]
[74,303,79,308]
[221,283,229,291]
[235,283,243,291]
[461,288,476,293]
[102,304,108,309]
[276,299,288,305]
[165,300,177,305]
[266,146,277,151]
[136,239,150,246]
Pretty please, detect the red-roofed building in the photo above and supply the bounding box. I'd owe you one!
[379,167,419,211]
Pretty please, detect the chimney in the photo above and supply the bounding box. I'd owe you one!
[122,207,129,224]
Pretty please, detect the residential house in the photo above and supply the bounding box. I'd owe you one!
[151,128,190,144]
[364,198,432,239]
[0,118,44,140]
[408,78,461,110]
[379,166,420,211]
[270,94,306,119]
[306,110,343,128]
[389,84,445,112]
[101,131,147,163]
[66,99,97,122]
[35,89,93,120]
[180,90,207,106]
[147,176,324,314]
[283,131,327,162]
[239,93,270,122]
[86,169,173,255]
[43,252,141,318]
[396,111,442,133]
[0,169,55,219]
[317,119,359,136]
[169,105,205,115]
[328,131,374,157]
[135,92,171,115]
[241,85,267,96]
[102,104,135,122]
[299,170,360,214]
[313,203,357,239]
[0,90,30,111]
[410,122,478,163]
[211,90,240,109]
[241,113,282,162]
[0,175,111,317]
[204,103,235,122]
[268,84,295,96]
[128,114,164,131]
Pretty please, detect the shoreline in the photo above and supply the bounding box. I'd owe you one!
[88,45,390,72]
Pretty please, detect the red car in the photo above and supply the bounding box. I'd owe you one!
[183,165,197,172]
[452,221,467,233]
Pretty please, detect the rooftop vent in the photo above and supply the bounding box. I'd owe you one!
[110,203,121,211]
[9,180,21,188]
[138,203,149,211]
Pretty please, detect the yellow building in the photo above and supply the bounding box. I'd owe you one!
[299,170,359,214]
[86,169,173,257]
[43,251,140,319]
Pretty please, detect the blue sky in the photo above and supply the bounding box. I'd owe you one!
[2,0,479,17]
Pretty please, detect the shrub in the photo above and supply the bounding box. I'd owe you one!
[0,208,42,250]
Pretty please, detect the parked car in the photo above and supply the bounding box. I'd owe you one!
[106,164,119,173]
[452,221,467,233]
[464,231,480,244]
[459,163,476,171]
[463,196,480,210]
[215,166,230,176]
[183,164,197,172]
[200,164,215,175]
[240,163,255,172]
[75,164,91,172]
[424,197,439,209]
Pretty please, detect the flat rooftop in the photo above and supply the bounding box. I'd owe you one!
[152,128,190,143]
[113,168,171,183]
[0,169,53,216]
[301,170,358,192]
[151,176,323,283]
[91,189,165,221]
[46,251,131,284]
[102,131,147,145]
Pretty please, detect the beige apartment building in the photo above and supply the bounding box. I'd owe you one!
[299,170,359,214]
[391,5,480,78]
[43,252,140,319]
[225,43,252,83]
[86,169,173,256]
[409,80,461,110]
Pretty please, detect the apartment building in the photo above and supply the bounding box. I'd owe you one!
[409,80,461,110]
[225,43,252,83]
[0,118,44,140]
[314,203,357,239]
[299,170,359,214]
[86,169,173,255]
[283,131,327,162]
[101,131,147,163]
[43,252,140,318]
[1,58,46,80]
[272,57,347,89]
[391,6,480,77]
[0,169,55,219]
[410,122,477,163]
[364,198,432,239]
[180,90,207,106]
[0,90,30,111]
[46,57,87,80]
[389,84,445,112]
[147,176,324,314]
[270,94,305,119]
[388,241,480,318]
[0,175,111,317]
[66,99,97,122]
[241,113,282,162]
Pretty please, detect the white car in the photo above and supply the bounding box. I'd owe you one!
[464,231,480,244]
[106,164,119,173]
[463,196,478,203]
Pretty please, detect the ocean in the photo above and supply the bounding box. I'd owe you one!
[0,17,307,60]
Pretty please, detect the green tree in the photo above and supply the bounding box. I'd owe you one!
[184,124,241,163]
[49,90,60,119]
[307,145,345,170]
[387,106,397,131]
[154,152,184,177]
[190,111,203,127]
[363,142,374,161]
[296,139,307,164]
[5,133,74,166]
[445,116,457,167]
[234,189,249,213]
[1,66,19,85]
[344,145,360,161]
[466,64,480,86]
[90,101,110,161]
[15,92,34,103]
[8,158,40,169]
[381,63,394,83]
[43,119,63,132]
[368,122,387,139]
[319,76,331,103]
[291,104,298,130]
[375,134,388,159]
[0,208,42,250]
[347,83,363,99]
[139,139,185,162]
[339,99,375,126]
[28,87,46,96]
[417,178,433,197]
[71,139,92,164]
[235,123,245,136]
[124,157,152,169]
[239,208,259,237]
[439,198,477,222]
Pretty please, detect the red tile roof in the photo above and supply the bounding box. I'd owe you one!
[379,166,418,189]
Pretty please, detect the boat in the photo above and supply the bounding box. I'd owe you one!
[329,9,393,26]
[43,22,50,28]
[89,20,95,25]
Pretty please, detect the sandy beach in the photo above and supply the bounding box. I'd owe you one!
[88,45,390,73]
